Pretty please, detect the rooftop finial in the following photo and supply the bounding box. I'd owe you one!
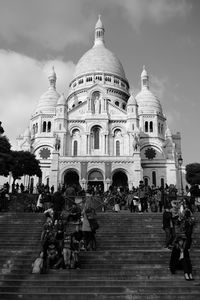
[48,66,57,89]
[141,65,148,78]
[94,15,105,46]
[141,65,149,90]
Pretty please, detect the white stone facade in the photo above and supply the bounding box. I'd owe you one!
[17,16,183,192]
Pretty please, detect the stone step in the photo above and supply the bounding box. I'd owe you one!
[1,257,200,265]
[1,285,200,294]
[0,292,199,300]
[5,267,200,275]
[0,211,199,300]
[1,272,199,280]
[1,278,198,287]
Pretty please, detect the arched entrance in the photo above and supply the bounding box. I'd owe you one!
[88,170,104,194]
[64,170,80,192]
[112,170,128,191]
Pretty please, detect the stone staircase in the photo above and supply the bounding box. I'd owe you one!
[0,211,200,299]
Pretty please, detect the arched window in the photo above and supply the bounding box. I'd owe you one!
[150,121,153,132]
[152,171,156,187]
[158,123,160,134]
[115,101,119,106]
[116,140,120,156]
[161,124,163,134]
[93,127,100,149]
[33,124,35,134]
[145,121,148,132]
[73,141,78,156]
[35,123,38,133]
[42,121,46,132]
[47,121,51,132]
[59,124,62,130]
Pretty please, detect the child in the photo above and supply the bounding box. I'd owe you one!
[32,252,44,274]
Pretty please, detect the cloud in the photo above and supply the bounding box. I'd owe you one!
[0,0,96,51]
[112,0,192,29]
[150,75,168,99]
[0,50,75,149]
[0,0,192,52]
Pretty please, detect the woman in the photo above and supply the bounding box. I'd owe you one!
[169,235,193,281]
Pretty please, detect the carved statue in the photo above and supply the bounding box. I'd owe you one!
[94,97,101,114]
[132,132,140,152]
[54,134,60,151]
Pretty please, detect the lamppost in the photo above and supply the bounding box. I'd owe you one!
[178,154,184,197]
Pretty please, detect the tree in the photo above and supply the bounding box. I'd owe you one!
[0,130,13,177]
[11,151,42,185]
[185,163,200,185]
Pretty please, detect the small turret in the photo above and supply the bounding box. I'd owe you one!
[48,66,57,89]
[127,93,139,131]
[94,15,105,46]
[141,65,149,90]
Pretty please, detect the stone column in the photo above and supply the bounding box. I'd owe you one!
[105,178,111,191]
[49,151,60,191]
[104,134,107,154]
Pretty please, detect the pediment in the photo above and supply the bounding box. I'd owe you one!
[68,101,87,119]
[108,102,127,119]
[87,83,105,94]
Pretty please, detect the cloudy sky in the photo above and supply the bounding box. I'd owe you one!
[0,0,199,165]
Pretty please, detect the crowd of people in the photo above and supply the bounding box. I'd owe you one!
[31,190,99,274]
[1,179,199,281]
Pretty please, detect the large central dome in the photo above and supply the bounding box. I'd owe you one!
[72,16,127,81]
[73,44,126,79]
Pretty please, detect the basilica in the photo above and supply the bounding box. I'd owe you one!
[17,16,182,192]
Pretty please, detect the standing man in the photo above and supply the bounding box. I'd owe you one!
[138,181,148,212]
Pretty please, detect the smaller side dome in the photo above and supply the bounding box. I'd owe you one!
[136,89,162,114]
[57,93,66,105]
[136,66,162,114]
[35,67,60,114]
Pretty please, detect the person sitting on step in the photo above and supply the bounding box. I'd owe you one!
[66,203,81,224]
[169,235,194,281]
[31,251,44,274]
[46,242,63,270]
